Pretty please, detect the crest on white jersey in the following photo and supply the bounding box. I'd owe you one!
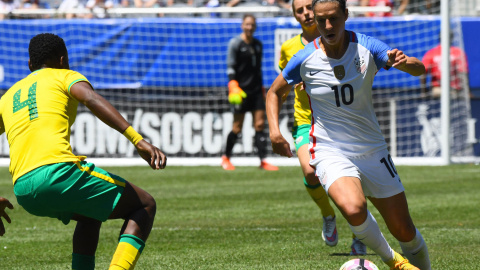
[333,65,345,80]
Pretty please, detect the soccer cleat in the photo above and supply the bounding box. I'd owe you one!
[221,155,235,170]
[321,215,338,246]
[259,161,279,171]
[350,237,367,255]
[385,251,420,270]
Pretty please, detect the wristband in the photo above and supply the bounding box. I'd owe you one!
[123,126,143,146]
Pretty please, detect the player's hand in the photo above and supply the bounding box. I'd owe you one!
[270,133,293,157]
[135,140,167,170]
[387,49,407,69]
[295,82,306,91]
[0,197,13,237]
[281,87,291,103]
[228,80,247,105]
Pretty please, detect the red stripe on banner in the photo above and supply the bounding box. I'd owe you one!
[314,37,320,49]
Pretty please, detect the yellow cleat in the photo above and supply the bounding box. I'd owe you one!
[385,251,420,270]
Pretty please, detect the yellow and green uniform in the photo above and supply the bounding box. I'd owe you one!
[0,68,125,225]
[278,34,312,129]
[0,68,89,183]
[279,34,336,219]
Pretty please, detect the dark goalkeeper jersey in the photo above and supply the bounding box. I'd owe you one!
[226,35,263,95]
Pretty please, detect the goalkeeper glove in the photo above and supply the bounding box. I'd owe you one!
[228,80,247,105]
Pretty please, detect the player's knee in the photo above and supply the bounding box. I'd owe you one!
[339,202,367,225]
[142,192,156,218]
[254,123,265,131]
[232,126,242,134]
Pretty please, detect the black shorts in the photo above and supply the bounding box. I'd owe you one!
[231,91,265,114]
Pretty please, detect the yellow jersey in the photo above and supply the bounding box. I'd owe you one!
[278,34,312,127]
[0,68,90,183]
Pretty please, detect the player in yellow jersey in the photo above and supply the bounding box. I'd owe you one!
[276,0,366,254]
[0,33,166,270]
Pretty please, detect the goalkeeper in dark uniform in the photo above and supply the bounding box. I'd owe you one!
[221,14,278,171]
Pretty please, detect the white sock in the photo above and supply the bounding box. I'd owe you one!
[349,210,394,262]
[399,228,431,270]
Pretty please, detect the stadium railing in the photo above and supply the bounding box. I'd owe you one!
[0,6,392,18]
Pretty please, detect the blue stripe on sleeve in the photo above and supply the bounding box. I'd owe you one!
[282,43,316,85]
[356,32,392,70]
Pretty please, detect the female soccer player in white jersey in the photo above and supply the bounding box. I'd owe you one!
[266,0,431,269]
[278,0,366,254]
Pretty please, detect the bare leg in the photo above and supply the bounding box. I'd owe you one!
[328,177,394,261]
[252,110,265,132]
[368,192,415,242]
[108,181,156,241]
[71,216,102,255]
[232,113,245,134]
[370,193,431,269]
[327,176,367,226]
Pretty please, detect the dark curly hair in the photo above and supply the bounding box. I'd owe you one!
[28,33,67,71]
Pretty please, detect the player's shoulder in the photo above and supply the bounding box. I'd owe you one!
[350,30,391,54]
[287,39,317,67]
[299,39,318,56]
[253,37,262,45]
[281,34,302,49]
[228,35,242,46]
[351,31,378,45]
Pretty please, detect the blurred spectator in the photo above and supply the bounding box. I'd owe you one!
[226,0,289,9]
[0,0,20,19]
[347,0,360,7]
[407,0,438,14]
[424,0,439,14]
[420,34,470,99]
[360,0,409,16]
[165,0,193,6]
[406,0,426,14]
[18,0,52,18]
[85,0,117,18]
[57,0,87,18]
[19,0,39,9]
[133,0,158,7]
[226,0,290,17]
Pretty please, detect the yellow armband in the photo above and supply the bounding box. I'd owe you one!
[123,126,144,146]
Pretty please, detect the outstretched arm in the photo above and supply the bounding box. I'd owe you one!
[70,82,166,170]
[387,49,425,76]
[266,74,294,157]
[0,197,13,237]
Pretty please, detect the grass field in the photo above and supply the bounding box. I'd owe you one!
[0,164,479,269]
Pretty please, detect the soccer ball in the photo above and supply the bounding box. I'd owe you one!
[339,258,379,270]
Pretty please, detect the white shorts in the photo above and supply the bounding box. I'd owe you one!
[314,148,405,198]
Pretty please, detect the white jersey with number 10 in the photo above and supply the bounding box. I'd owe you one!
[282,31,393,163]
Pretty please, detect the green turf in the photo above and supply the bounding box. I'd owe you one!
[0,165,479,269]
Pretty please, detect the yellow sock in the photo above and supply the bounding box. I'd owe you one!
[304,179,335,218]
[109,234,145,270]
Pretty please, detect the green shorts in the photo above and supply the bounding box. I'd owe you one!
[292,124,311,152]
[14,161,126,225]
